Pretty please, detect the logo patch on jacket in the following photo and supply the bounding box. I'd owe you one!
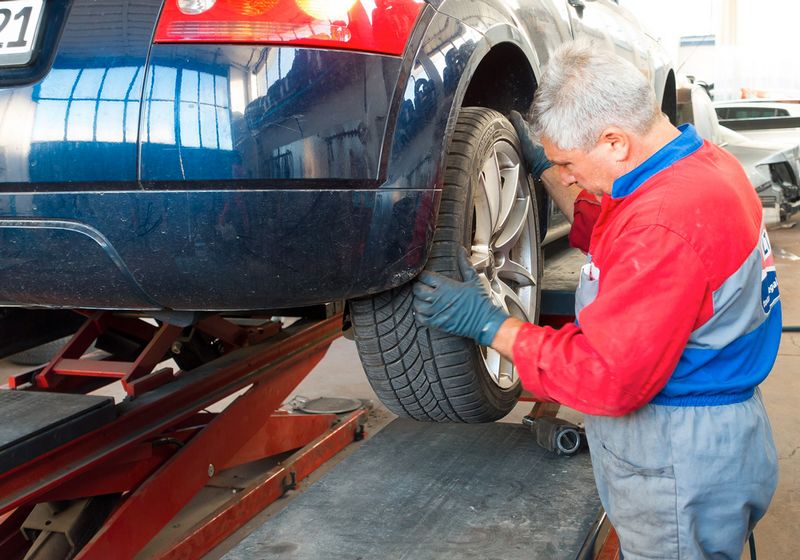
[760,229,780,313]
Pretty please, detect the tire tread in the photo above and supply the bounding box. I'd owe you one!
[351,107,537,423]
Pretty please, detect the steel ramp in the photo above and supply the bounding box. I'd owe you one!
[224,418,603,560]
[0,391,115,475]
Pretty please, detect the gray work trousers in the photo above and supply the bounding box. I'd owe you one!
[584,391,778,559]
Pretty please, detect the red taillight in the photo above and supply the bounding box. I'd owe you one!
[154,0,425,56]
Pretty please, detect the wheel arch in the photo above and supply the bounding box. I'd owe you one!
[378,15,548,282]
[452,37,549,239]
[661,69,678,125]
[382,13,544,184]
[442,32,547,235]
[460,42,538,116]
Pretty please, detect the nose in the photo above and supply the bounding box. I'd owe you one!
[558,166,576,186]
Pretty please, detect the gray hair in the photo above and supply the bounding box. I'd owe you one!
[530,39,660,151]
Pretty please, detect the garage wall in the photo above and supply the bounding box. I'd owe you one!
[622,0,800,100]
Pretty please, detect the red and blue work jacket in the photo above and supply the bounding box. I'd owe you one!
[514,124,782,416]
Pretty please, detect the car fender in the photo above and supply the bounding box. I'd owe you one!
[382,3,547,184]
[441,22,542,171]
[376,10,545,276]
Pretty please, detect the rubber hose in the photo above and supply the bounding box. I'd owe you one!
[783,326,800,332]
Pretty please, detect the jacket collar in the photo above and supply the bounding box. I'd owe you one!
[611,124,704,199]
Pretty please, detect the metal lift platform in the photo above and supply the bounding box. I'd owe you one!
[223,418,615,560]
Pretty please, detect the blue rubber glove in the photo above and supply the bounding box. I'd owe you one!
[413,248,510,347]
[508,110,553,180]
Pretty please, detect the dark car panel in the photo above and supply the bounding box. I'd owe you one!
[0,217,158,309]
[0,3,467,311]
[140,45,402,182]
[382,4,570,202]
[0,0,163,184]
[0,188,436,310]
[433,0,573,69]
[568,0,651,70]
[566,0,675,121]
[382,10,482,191]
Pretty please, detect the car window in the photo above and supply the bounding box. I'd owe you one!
[732,107,776,119]
[715,106,799,120]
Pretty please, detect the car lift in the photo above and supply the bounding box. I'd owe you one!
[0,310,367,559]
[0,249,620,559]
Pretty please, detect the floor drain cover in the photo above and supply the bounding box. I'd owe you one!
[296,397,362,414]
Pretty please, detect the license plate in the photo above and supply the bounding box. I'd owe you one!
[0,0,44,67]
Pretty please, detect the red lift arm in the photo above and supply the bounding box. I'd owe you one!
[0,312,365,559]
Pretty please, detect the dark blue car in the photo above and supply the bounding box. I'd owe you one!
[0,0,675,421]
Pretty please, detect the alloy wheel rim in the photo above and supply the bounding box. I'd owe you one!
[470,139,538,389]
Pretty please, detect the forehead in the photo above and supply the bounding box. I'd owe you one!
[540,137,586,163]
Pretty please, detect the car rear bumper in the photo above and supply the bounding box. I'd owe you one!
[0,11,457,312]
[0,187,438,310]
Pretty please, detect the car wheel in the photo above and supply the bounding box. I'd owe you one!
[350,107,541,422]
[8,337,95,366]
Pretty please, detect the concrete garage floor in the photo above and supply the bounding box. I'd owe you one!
[757,216,800,559]
[0,218,796,558]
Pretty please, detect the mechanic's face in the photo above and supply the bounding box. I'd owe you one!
[541,129,629,196]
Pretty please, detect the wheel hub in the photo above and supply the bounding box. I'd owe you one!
[485,252,496,279]
[470,139,539,390]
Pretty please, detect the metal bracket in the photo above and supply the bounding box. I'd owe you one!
[281,471,298,493]
[21,496,116,560]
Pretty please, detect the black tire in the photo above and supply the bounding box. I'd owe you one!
[351,107,542,422]
[9,337,70,365]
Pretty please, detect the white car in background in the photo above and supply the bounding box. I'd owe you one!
[678,86,800,224]
[714,100,800,146]
[715,100,800,120]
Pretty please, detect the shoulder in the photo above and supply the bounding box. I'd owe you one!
[654,142,760,236]
[627,142,762,283]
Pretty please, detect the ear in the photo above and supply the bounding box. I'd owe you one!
[599,126,630,162]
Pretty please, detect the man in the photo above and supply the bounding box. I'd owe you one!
[413,41,779,559]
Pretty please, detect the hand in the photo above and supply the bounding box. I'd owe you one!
[413,248,510,347]
[509,110,553,180]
